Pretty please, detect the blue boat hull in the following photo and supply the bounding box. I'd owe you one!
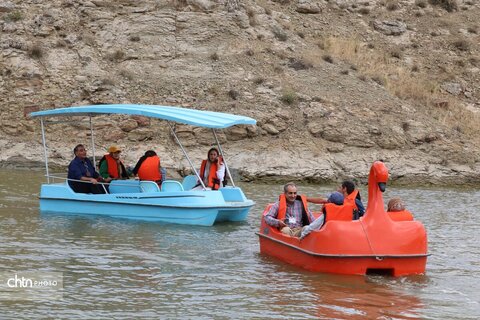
[38,182,254,226]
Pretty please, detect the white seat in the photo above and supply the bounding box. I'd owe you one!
[161,180,184,192]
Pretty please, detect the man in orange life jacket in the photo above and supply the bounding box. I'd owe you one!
[264,182,315,237]
[194,147,225,190]
[132,150,163,185]
[339,180,365,219]
[99,145,129,181]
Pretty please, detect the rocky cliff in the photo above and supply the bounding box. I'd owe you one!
[1,0,479,185]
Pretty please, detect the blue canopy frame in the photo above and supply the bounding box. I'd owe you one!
[30,104,256,187]
[29,104,256,129]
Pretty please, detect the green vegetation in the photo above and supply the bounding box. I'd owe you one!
[280,91,297,105]
[6,11,23,22]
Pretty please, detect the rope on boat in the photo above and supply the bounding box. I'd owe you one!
[360,219,381,260]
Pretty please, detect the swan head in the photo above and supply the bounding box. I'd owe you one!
[372,161,389,192]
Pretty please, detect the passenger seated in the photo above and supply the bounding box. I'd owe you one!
[193,147,225,190]
[132,150,164,186]
[339,180,365,219]
[264,182,315,237]
[98,145,129,181]
[67,144,107,194]
[300,192,344,239]
[387,198,414,221]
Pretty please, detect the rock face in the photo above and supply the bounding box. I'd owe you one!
[372,20,407,36]
[0,0,479,185]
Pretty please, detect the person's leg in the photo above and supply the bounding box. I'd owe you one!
[280,227,293,236]
[90,184,107,194]
[69,181,89,193]
[291,227,303,237]
[300,214,325,239]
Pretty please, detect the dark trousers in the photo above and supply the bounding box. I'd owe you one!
[69,181,107,194]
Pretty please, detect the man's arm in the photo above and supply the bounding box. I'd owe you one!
[99,160,109,179]
[68,161,83,180]
[216,163,225,182]
[264,202,286,228]
[306,207,315,222]
[307,197,327,204]
[356,198,365,215]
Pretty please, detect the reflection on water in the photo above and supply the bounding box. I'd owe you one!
[0,169,479,319]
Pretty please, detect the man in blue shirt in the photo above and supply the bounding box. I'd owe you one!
[67,144,106,194]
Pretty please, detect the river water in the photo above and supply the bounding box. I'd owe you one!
[0,169,479,319]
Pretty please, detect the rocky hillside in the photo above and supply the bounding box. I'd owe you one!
[1,0,479,185]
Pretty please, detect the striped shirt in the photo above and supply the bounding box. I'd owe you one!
[265,199,314,228]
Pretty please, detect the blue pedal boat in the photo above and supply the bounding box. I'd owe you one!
[29,104,256,226]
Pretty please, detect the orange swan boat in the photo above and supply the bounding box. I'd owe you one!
[256,161,428,276]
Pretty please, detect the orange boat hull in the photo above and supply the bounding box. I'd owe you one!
[257,223,427,276]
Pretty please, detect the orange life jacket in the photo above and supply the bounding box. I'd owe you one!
[324,203,354,222]
[104,154,121,179]
[388,210,414,221]
[277,194,312,225]
[344,189,359,209]
[200,156,223,190]
[138,155,161,181]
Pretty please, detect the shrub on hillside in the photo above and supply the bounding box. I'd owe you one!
[28,44,43,59]
[6,10,23,22]
[453,39,470,52]
[415,0,428,8]
[428,0,458,12]
[280,91,297,105]
[272,26,288,42]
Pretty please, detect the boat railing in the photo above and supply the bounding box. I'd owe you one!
[45,174,164,194]
[45,173,72,184]
[45,174,109,194]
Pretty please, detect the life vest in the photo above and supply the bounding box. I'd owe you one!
[104,154,121,179]
[277,194,312,225]
[344,190,359,209]
[199,156,223,190]
[324,203,354,222]
[138,155,162,181]
[388,210,414,221]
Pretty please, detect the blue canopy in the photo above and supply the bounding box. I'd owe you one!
[29,104,256,129]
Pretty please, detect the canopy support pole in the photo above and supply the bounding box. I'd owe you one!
[40,118,50,184]
[168,123,206,189]
[212,129,235,188]
[89,116,96,166]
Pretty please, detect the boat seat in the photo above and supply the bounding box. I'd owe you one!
[324,203,354,222]
[182,175,198,191]
[388,210,414,221]
[140,181,160,193]
[108,180,142,193]
[161,180,184,192]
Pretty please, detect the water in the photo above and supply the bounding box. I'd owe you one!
[0,169,479,319]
